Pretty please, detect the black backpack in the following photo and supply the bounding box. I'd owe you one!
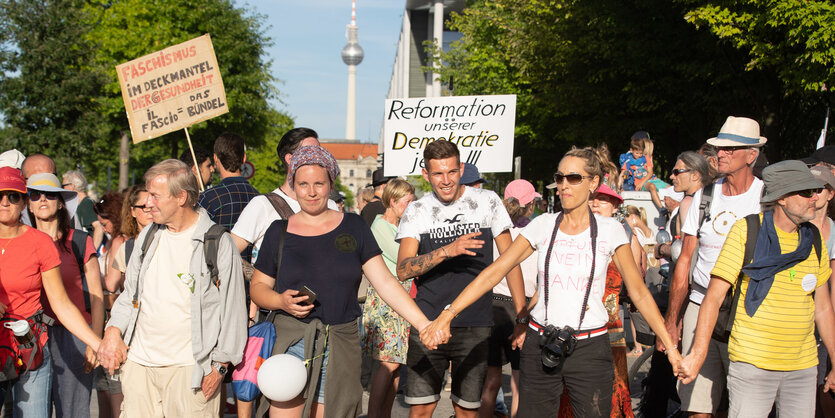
[712,214,822,342]
[68,229,92,313]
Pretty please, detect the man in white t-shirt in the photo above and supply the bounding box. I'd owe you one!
[98,159,247,417]
[230,128,337,253]
[395,140,523,418]
[666,116,766,417]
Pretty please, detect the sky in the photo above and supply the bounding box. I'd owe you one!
[243,0,405,143]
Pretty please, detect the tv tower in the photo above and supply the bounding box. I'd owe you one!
[341,0,364,140]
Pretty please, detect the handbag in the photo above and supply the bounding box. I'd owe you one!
[232,219,287,401]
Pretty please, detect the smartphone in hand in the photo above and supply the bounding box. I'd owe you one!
[296,285,317,306]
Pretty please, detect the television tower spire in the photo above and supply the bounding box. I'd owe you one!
[341,0,364,140]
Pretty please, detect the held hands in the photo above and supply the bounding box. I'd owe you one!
[83,345,99,373]
[677,351,706,384]
[279,289,314,319]
[445,232,484,258]
[664,347,684,379]
[97,327,128,375]
[419,317,452,350]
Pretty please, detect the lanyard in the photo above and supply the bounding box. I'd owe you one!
[542,206,598,330]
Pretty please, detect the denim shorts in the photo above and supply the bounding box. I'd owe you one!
[285,338,329,404]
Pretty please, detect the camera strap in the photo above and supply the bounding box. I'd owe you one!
[542,206,598,330]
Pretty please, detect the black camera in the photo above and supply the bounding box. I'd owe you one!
[540,325,577,368]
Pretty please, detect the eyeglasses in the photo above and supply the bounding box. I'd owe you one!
[0,191,23,205]
[132,204,152,213]
[717,146,751,154]
[793,188,823,198]
[27,190,59,201]
[61,183,71,188]
[671,168,692,176]
[553,173,593,185]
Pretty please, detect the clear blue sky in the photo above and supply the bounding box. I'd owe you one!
[244,0,404,142]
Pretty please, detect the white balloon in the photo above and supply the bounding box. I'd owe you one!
[257,354,308,402]
[671,239,683,262]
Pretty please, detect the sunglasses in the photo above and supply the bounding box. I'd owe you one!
[132,204,152,213]
[0,191,23,205]
[553,172,593,185]
[94,200,105,216]
[27,190,59,201]
[793,188,823,198]
[717,146,751,154]
[671,168,692,176]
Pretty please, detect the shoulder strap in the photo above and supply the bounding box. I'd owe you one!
[265,192,295,220]
[808,223,823,264]
[70,229,91,312]
[124,238,135,267]
[727,214,761,333]
[696,183,715,239]
[203,224,229,289]
[272,220,288,293]
[133,223,162,308]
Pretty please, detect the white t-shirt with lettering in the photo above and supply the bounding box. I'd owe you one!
[681,177,764,304]
[521,213,629,330]
[128,223,196,367]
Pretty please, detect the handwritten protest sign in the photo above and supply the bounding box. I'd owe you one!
[382,95,516,177]
[116,34,228,143]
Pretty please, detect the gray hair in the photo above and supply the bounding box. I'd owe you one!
[62,170,88,191]
[143,159,199,207]
[676,151,712,188]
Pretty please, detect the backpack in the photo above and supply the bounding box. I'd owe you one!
[711,214,822,342]
[68,229,92,313]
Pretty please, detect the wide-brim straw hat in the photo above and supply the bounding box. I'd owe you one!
[706,116,767,148]
[26,173,79,219]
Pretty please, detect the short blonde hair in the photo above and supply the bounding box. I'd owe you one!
[381,179,415,209]
[144,159,199,207]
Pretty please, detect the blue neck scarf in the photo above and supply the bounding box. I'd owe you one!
[740,210,814,316]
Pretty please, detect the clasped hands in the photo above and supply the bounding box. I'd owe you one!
[419,316,528,350]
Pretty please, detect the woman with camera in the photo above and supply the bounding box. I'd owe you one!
[421,147,682,417]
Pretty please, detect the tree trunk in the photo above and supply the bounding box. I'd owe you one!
[118,131,129,190]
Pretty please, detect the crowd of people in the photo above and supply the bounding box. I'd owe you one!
[0,114,833,418]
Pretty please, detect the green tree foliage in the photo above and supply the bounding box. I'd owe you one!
[682,0,835,92]
[0,0,109,172]
[0,0,291,191]
[434,0,831,185]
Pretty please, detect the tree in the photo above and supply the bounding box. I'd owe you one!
[434,0,830,185]
[682,0,835,93]
[0,0,110,172]
[0,0,291,191]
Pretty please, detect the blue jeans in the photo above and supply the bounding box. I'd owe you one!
[49,326,92,417]
[12,343,53,418]
[286,338,329,404]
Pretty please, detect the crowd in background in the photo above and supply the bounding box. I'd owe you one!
[0,114,833,418]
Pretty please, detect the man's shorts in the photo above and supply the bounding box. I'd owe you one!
[488,297,521,369]
[677,301,730,414]
[405,326,490,409]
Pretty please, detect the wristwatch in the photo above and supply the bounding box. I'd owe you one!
[443,304,459,317]
[515,316,530,325]
[212,361,228,376]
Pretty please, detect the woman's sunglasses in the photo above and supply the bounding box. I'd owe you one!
[27,190,59,201]
[0,191,23,205]
[553,173,593,185]
[671,169,692,176]
[793,188,823,198]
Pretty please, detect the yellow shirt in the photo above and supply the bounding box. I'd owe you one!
[711,214,830,371]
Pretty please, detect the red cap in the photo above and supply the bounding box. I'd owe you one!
[0,167,25,193]
[593,183,623,205]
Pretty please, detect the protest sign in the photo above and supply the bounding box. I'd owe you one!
[116,34,228,143]
[382,95,516,177]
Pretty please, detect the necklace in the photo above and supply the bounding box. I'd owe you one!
[0,225,23,255]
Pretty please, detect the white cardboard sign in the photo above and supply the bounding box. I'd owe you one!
[382,95,516,176]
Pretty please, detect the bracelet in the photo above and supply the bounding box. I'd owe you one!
[440,246,450,258]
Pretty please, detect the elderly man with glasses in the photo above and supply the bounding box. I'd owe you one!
[678,160,835,418]
[665,116,767,417]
